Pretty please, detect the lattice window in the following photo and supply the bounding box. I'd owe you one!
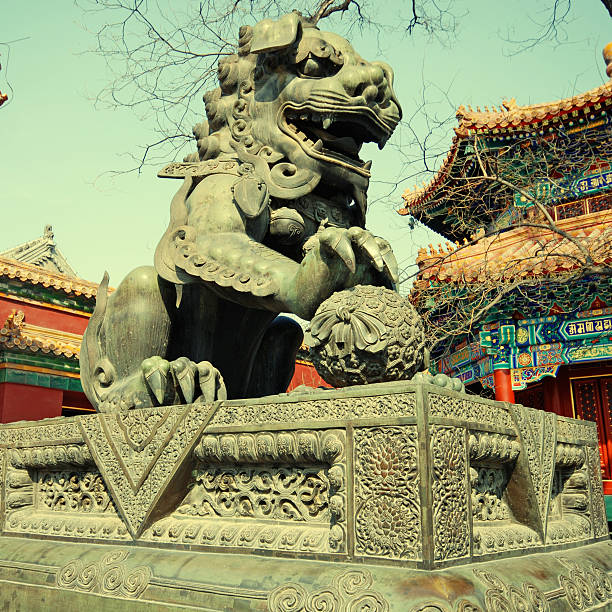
[588,193,612,214]
[554,200,586,220]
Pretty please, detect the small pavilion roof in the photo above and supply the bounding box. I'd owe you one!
[1,225,77,277]
[399,53,612,224]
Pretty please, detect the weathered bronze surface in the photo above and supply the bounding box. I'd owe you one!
[0,381,609,610]
[79,12,402,412]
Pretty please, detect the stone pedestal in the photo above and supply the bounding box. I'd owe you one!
[0,381,609,610]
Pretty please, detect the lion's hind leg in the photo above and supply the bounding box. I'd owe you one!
[81,266,226,411]
[81,266,174,411]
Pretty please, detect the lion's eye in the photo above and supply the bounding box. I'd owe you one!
[297,54,340,79]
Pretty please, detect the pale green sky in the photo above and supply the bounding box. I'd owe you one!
[1,1,610,288]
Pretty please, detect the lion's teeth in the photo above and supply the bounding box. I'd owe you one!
[363,160,372,170]
[312,139,323,151]
[287,123,297,132]
[323,117,332,129]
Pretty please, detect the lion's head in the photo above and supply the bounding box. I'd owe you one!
[187,12,401,224]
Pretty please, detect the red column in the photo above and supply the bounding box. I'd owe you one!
[494,369,515,403]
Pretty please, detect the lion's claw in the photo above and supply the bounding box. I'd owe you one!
[141,356,170,404]
[375,237,399,285]
[172,356,198,403]
[319,226,398,286]
[320,227,356,273]
[196,361,227,403]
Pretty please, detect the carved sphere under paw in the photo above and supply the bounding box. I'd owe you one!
[307,285,427,387]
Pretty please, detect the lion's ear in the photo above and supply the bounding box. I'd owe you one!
[250,12,301,54]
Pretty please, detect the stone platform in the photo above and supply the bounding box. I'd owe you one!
[0,381,610,610]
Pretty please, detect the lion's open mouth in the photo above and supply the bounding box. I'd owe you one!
[280,101,394,177]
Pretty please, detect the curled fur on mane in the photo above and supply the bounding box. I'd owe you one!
[185,24,259,163]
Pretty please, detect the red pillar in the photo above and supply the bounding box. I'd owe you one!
[493,369,515,403]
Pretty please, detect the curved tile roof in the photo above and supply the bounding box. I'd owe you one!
[0,256,100,299]
[400,69,612,217]
[0,310,82,359]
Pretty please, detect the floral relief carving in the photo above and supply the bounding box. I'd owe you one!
[56,549,151,598]
[10,444,93,469]
[78,403,211,537]
[4,465,33,513]
[194,429,344,465]
[555,443,585,468]
[468,432,519,465]
[556,418,598,444]
[0,448,4,529]
[586,445,608,538]
[431,426,469,561]
[510,405,557,531]
[0,420,82,447]
[267,569,389,611]
[428,394,513,429]
[170,428,346,555]
[354,426,421,559]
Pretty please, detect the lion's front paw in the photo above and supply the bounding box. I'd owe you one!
[141,356,226,405]
[317,226,398,286]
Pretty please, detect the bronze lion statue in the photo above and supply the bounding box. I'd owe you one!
[80,11,402,411]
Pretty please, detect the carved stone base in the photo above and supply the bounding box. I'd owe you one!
[0,381,609,610]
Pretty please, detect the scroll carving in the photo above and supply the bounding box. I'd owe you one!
[178,466,330,522]
[39,471,114,514]
[268,569,389,612]
[473,568,548,612]
[56,549,151,598]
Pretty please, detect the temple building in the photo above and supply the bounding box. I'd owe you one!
[0,227,98,422]
[400,47,612,503]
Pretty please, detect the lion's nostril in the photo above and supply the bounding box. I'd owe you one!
[352,82,367,98]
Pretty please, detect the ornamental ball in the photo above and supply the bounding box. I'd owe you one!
[307,285,427,387]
